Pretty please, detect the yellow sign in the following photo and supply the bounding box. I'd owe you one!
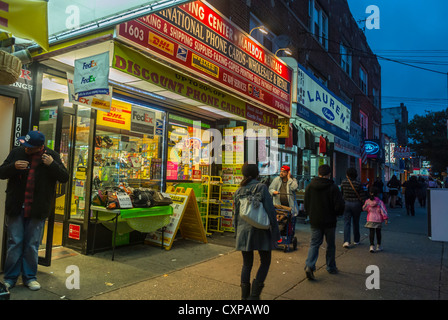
[0,0,48,51]
[145,187,207,250]
[113,42,246,120]
[191,53,219,78]
[96,99,132,130]
[277,118,290,138]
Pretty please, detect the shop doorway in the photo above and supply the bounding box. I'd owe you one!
[0,95,16,270]
[38,99,75,266]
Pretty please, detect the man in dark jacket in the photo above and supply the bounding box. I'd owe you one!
[0,131,69,291]
[304,164,345,280]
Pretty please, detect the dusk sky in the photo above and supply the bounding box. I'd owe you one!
[346,0,448,120]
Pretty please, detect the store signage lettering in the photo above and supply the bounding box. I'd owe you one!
[67,72,112,112]
[73,52,110,98]
[116,0,292,117]
[130,105,155,137]
[9,68,33,91]
[297,64,351,133]
[394,146,411,158]
[113,43,278,128]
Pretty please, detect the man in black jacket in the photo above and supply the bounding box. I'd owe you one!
[0,131,69,291]
[304,164,345,280]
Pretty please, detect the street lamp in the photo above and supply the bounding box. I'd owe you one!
[250,26,269,36]
[275,48,292,56]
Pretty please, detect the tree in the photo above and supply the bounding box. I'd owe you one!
[407,108,448,174]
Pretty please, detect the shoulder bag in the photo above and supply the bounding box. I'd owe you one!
[347,178,363,203]
[239,184,270,229]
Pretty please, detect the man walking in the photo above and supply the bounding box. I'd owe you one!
[304,164,345,279]
[269,165,299,215]
[0,131,69,291]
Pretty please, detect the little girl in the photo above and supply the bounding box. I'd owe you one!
[363,187,388,253]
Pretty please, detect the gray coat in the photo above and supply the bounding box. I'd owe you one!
[269,176,299,215]
[233,179,280,251]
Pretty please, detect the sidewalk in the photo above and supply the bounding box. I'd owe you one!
[5,204,448,300]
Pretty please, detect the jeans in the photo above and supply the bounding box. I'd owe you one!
[241,251,271,284]
[343,201,362,244]
[305,226,336,272]
[3,210,45,286]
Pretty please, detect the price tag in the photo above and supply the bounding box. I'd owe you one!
[116,193,133,209]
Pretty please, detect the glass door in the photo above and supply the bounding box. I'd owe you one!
[38,99,74,266]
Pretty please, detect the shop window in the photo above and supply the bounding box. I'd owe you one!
[167,114,211,181]
[91,100,166,214]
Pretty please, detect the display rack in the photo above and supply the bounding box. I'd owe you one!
[201,175,223,235]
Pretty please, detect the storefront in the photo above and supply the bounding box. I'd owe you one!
[286,61,352,189]
[22,0,292,257]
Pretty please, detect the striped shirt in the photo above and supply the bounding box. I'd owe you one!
[340,179,367,202]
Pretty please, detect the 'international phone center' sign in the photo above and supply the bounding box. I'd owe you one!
[116,0,292,118]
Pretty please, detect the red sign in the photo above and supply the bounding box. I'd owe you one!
[116,0,292,117]
[192,169,202,180]
[68,224,81,240]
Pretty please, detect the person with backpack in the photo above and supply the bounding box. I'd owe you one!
[233,163,280,300]
[363,187,388,253]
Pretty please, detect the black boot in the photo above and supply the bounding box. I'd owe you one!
[248,279,264,300]
[241,283,250,300]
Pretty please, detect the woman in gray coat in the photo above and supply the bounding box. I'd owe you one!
[233,164,280,300]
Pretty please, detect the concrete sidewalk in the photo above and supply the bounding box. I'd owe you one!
[4,204,448,300]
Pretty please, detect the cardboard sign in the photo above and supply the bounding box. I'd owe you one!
[145,187,207,250]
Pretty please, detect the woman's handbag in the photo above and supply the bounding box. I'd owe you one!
[239,184,270,229]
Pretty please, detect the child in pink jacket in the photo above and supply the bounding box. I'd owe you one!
[363,187,388,253]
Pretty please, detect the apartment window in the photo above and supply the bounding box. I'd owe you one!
[249,13,276,52]
[309,0,328,50]
[373,123,380,139]
[373,87,380,108]
[359,66,368,95]
[340,43,352,76]
[359,110,368,139]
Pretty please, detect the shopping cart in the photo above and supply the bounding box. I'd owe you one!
[275,204,298,252]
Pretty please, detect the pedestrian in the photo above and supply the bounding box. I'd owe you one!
[428,176,437,188]
[340,168,367,248]
[402,175,420,216]
[233,163,280,300]
[269,165,299,215]
[386,175,401,208]
[373,176,384,200]
[417,176,427,207]
[0,131,69,291]
[363,186,388,253]
[304,164,345,280]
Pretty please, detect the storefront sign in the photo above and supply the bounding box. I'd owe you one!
[277,118,289,138]
[68,224,81,240]
[67,73,112,112]
[296,64,351,133]
[74,52,110,98]
[96,99,132,130]
[394,146,411,158]
[364,139,380,158]
[130,105,155,137]
[113,42,278,128]
[389,142,396,163]
[116,0,292,117]
[9,69,33,91]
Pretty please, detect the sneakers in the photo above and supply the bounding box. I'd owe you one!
[26,281,41,291]
[376,244,383,252]
[305,266,316,280]
[342,242,350,248]
[369,245,375,253]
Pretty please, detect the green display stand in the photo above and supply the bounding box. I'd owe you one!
[91,205,173,260]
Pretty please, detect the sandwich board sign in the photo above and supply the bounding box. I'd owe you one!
[145,187,207,250]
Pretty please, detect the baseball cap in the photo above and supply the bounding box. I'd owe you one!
[18,131,45,148]
[281,165,290,172]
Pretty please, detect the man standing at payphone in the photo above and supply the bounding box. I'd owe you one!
[0,130,69,291]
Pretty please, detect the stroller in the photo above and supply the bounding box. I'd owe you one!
[275,205,298,252]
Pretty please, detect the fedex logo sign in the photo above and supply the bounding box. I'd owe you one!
[83,60,97,69]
